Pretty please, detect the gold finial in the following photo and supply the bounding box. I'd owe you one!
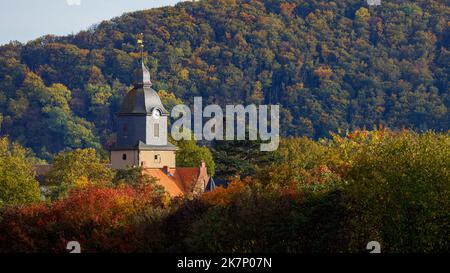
[137,33,144,46]
[137,33,144,62]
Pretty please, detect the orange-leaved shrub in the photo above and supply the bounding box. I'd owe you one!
[0,183,165,253]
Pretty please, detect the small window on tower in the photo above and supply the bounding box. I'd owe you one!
[122,154,127,160]
[154,123,160,137]
[123,124,128,133]
[154,154,161,163]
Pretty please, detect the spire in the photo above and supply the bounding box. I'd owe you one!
[141,62,152,86]
[136,33,152,87]
[120,33,168,116]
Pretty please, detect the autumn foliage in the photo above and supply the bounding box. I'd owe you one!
[0,0,448,163]
[0,130,448,253]
[0,183,165,253]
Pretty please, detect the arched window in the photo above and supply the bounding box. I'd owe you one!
[122,154,127,160]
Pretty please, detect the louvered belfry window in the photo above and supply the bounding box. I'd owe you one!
[154,123,160,137]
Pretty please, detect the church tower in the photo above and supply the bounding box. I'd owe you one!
[110,37,177,169]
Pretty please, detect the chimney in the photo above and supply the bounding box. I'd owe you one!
[200,160,207,176]
[197,160,209,193]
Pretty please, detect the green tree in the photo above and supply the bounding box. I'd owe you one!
[176,140,215,177]
[45,148,114,199]
[0,137,41,206]
[336,130,450,253]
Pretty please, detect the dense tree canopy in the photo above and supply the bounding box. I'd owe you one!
[0,0,448,162]
[1,130,448,253]
[176,139,216,176]
[0,137,41,206]
[45,148,114,199]
[0,0,448,253]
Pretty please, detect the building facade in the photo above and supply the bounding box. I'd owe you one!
[110,61,177,169]
[110,60,214,196]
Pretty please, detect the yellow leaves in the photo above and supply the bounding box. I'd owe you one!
[314,66,333,80]
[23,71,46,91]
[46,148,114,197]
[114,194,133,208]
[75,176,89,188]
[48,83,72,107]
[0,137,41,205]
[355,7,370,21]
[160,194,172,208]
[91,90,112,105]
[129,52,142,60]
[86,84,112,106]
[286,83,305,94]
[178,69,190,81]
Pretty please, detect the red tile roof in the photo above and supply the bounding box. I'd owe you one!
[34,164,208,197]
[142,167,202,197]
[174,168,200,193]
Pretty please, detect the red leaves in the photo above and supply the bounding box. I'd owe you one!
[0,184,162,252]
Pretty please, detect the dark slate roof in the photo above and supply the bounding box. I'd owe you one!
[136,61,152,86]
[119,62,169,116]
[205,177,217,192]
[111,141,178,151]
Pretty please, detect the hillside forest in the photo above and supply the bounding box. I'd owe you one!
[0,0,448,164]
[0,0,449,253]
